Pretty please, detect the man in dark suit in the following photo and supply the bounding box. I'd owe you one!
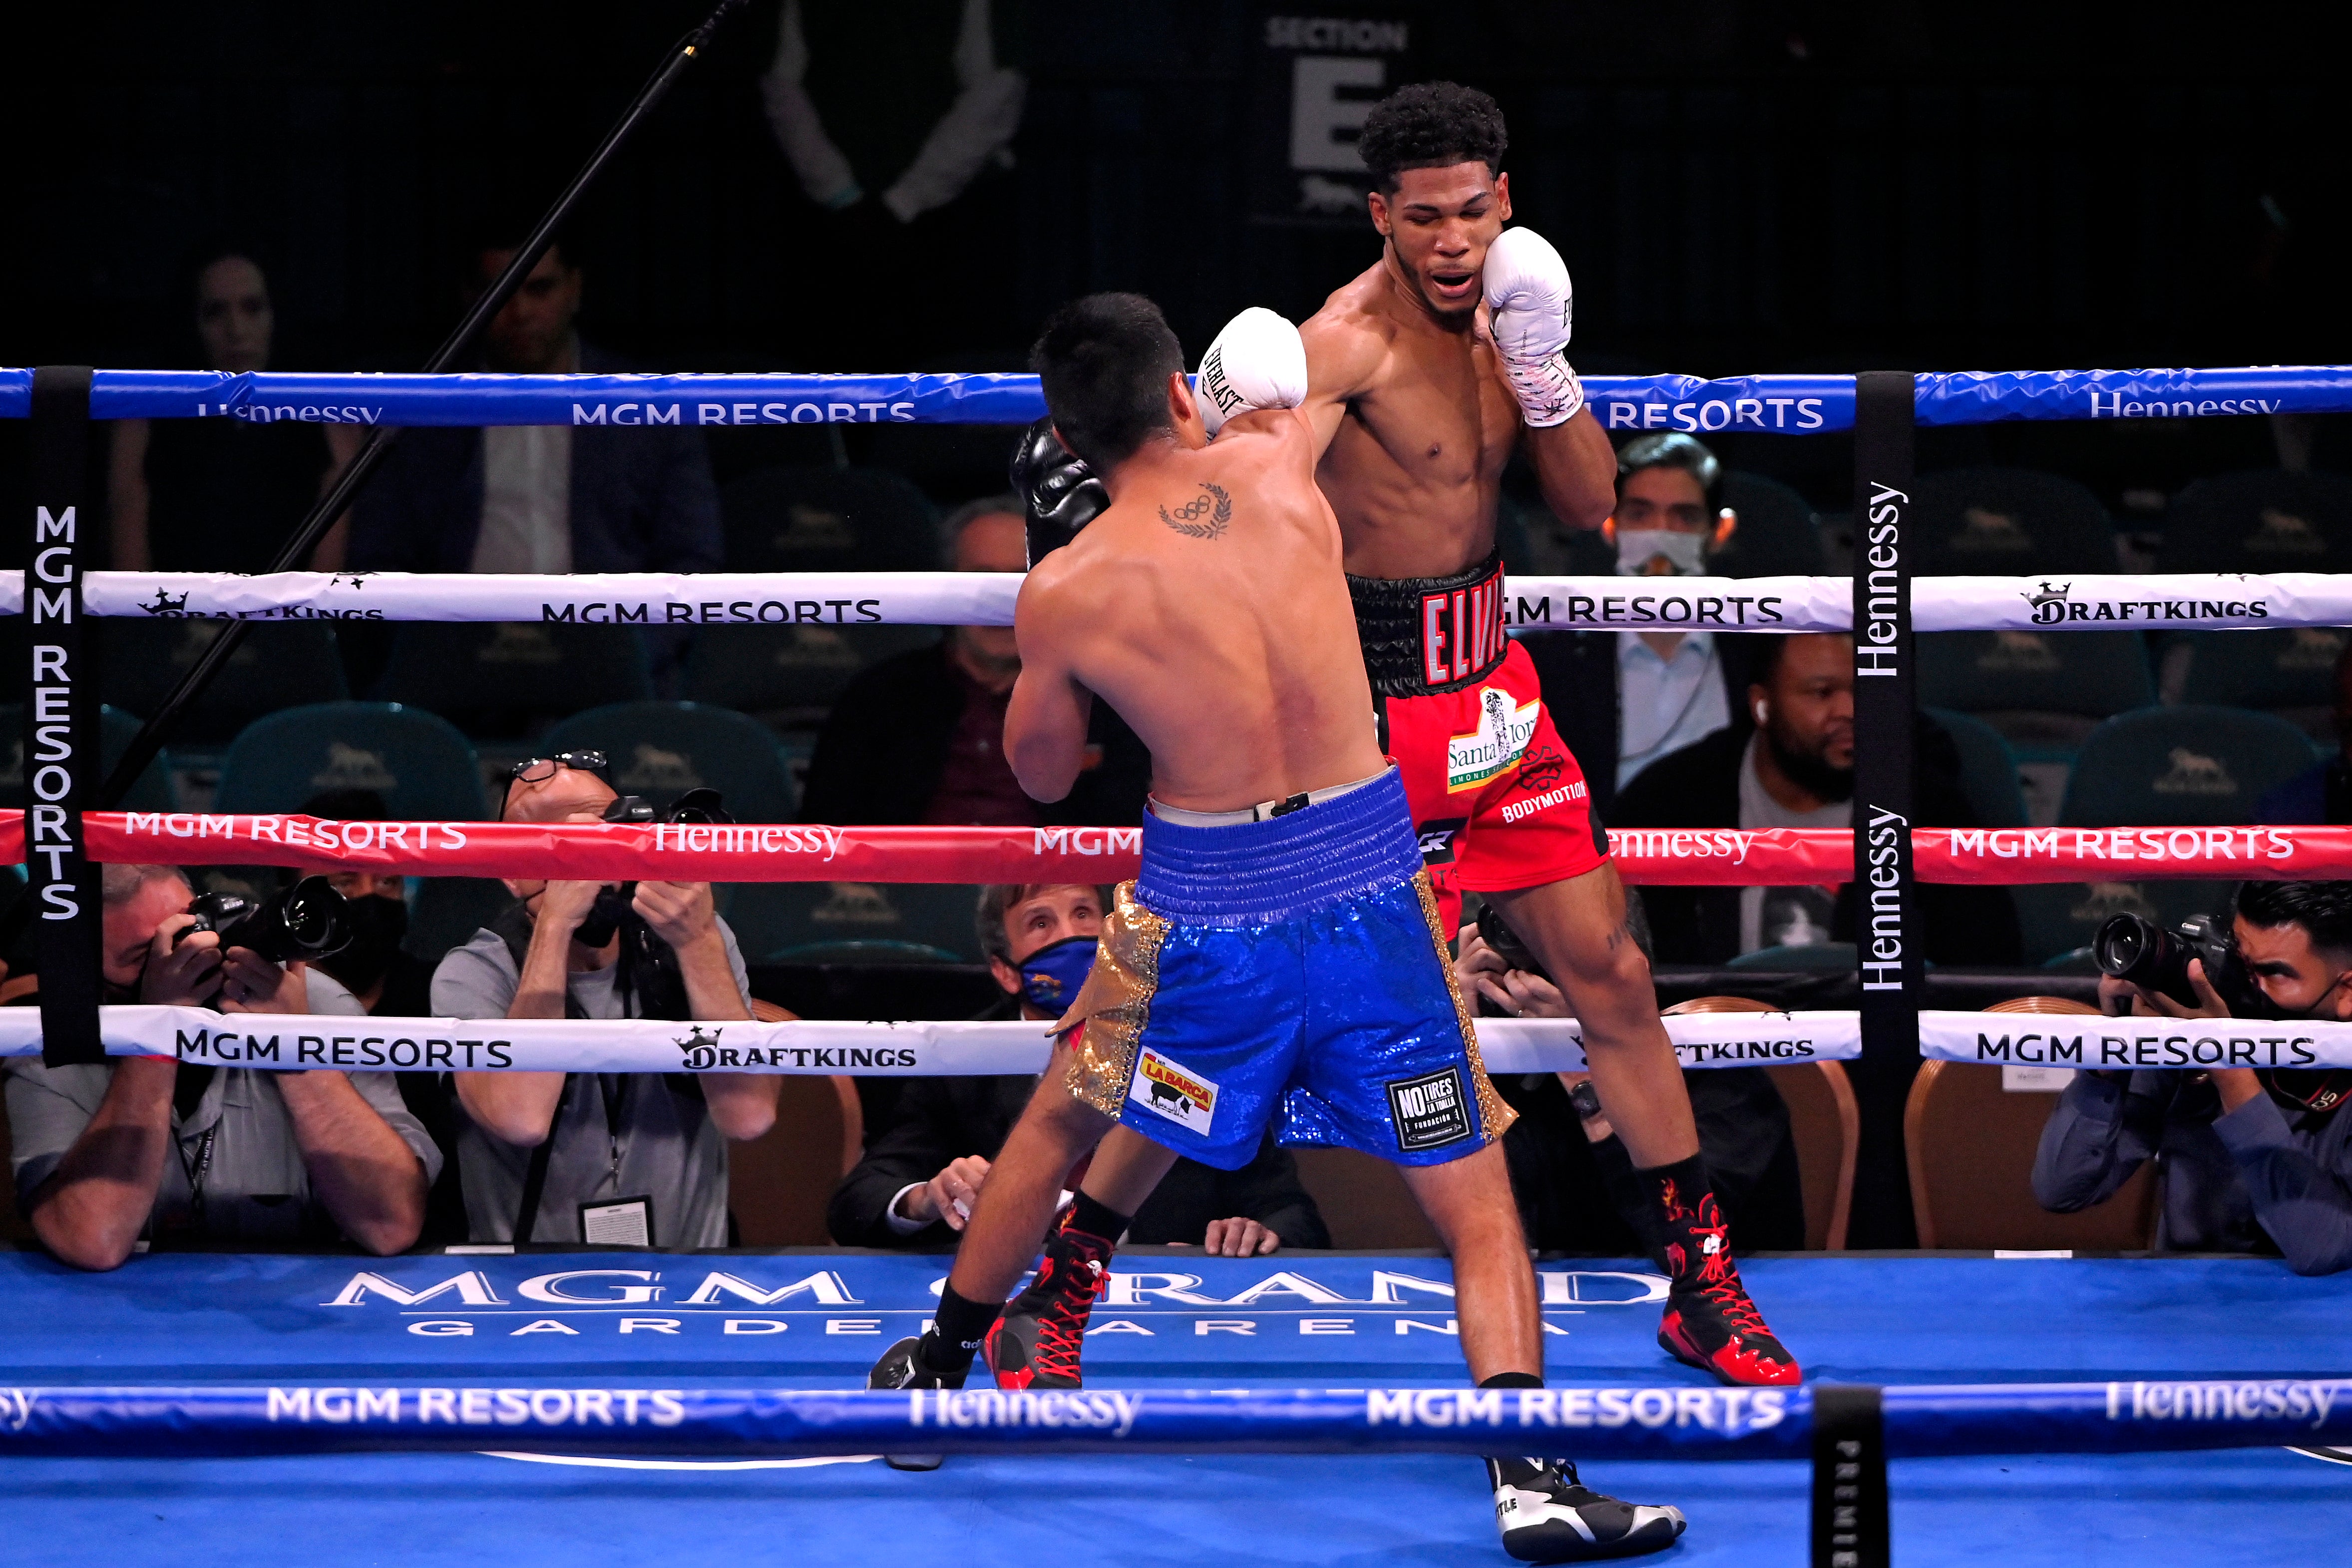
[348,240,721,579]
[827,883,1327,1252]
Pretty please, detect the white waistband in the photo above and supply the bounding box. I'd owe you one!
[1146,767,1392,829]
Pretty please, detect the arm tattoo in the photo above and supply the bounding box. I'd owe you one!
[1159,482,1232,540]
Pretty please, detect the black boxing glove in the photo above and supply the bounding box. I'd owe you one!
[1010,416,1109,568]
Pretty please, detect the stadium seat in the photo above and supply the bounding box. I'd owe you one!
[2012,881,2161,968]
[539,701,797,822]
[2057,705,2316,828]
[2173,627,2347,731]
[732,998,863,1246]
[682,623,939,729]
[375,623,653,739]
[720,881,984,965]
[1905,998,2156,1250]
[0,704,174,812]
[1725,942,1857,971]
[2156,469,2352,575]
[1715,470,1826,577]
[720,465,941,575]
[1924,706,2028,828]
[1666,996,1856,1251]
[214,702,485,820]
[404,878,516,969]
[1916,630,2154,748]
[1910,467,2120,577]
[98,620,347,744]
[1288,1147,1441,1249]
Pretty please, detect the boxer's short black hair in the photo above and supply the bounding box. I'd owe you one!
[2236,881,2352,960]
[1030,293,1186,471]
[1359,82,1508,194]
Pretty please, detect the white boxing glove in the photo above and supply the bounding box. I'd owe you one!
[1483,227,1585,428]
[1195,307,1308,436]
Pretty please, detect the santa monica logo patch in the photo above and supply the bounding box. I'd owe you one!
[1447,687,1542,793]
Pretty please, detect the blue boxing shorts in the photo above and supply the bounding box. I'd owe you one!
[1052,767,1514,1170]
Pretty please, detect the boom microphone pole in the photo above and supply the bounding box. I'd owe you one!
[97,0,748,807]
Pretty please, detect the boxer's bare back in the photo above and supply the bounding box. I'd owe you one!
[1006,407,1387,815]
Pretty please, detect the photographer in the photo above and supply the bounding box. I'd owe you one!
[4,864,436,1270]
[433,754,775,1247]
[1455,901,1804,1253]
[2033,881,2352,1275]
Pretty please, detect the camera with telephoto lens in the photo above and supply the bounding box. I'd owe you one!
[1476,900,1550,983]
[575,788,734,947]
[176,875,353,966]
[2092,911,2268,1016]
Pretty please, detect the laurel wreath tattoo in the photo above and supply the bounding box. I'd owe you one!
[1159,482,1232,540]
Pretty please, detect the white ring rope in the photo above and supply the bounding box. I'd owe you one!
[0,569,2340,633]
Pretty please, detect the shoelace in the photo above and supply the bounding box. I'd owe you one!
[1026,1240,1113,1380]
[1691,1271,1773,1341]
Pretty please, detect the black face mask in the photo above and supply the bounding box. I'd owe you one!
[323,895,408,996]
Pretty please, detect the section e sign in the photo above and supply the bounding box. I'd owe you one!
[1250,8,1422,225]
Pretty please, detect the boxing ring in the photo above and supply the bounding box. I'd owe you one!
[8,363,2352,1566]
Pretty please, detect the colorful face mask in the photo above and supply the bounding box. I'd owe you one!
[1018,934,1099,1013]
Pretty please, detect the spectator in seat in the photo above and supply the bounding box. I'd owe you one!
[2035,879,2352,1274]
[1455,897,1804,1254]
[1611,632,2021,966]
[2259,639,2352,823]
[109,244,361,574]
[432,753,776,1247]
[5,864,435,1270]
[1522,432,1757,823]
[798,496,1150,827]
[349,236,721,579]
[827,883,1328,1252]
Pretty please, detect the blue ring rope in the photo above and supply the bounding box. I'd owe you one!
[1,1379,2345,1461]
[1,366,2349,430]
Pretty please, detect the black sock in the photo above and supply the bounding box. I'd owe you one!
[1067,1190,1131,1243]
[1480,1373,1547,1487]
[1636,1152,1727,1283]
[922,1283,1001,1374]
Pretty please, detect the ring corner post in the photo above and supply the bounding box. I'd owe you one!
[1849,369,1920,1245]
[1811,1382,1890,1568]
[26,365,103,1067]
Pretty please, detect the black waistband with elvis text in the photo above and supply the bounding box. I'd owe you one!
[1347,548,1510,698]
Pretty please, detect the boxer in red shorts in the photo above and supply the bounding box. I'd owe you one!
[978,86,1796,1442]
[1273,80,1797,1391]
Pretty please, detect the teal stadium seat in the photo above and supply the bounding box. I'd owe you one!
[1924,706,2028,829]
[539,701,798,821]
[1916,630,2154,750]
[683,623,939,730]
[1715,471,1827,577]
[2157,470,2352,576]
[376,623,652,740]
[99,620,347,743]
[719,465,941,575]
[214,702,485,820]
[1911,467,2120,577]
[721,881,986,965]
[0,704,174,812]
[1725,942,1858,972]
[2012,705,2323,962]
[2174,627,2348,736]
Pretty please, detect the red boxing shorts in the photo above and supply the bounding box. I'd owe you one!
[1349,550,1610,937]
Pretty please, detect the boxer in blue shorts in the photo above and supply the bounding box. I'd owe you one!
[868,292,1685,1562]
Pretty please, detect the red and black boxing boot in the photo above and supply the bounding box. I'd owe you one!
[983,1195,1123,1390]
[1643,1156,1800,1387]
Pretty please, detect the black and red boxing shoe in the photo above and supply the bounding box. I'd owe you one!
[982,1214,1116,1390]
[1652,1185,1801,1388]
